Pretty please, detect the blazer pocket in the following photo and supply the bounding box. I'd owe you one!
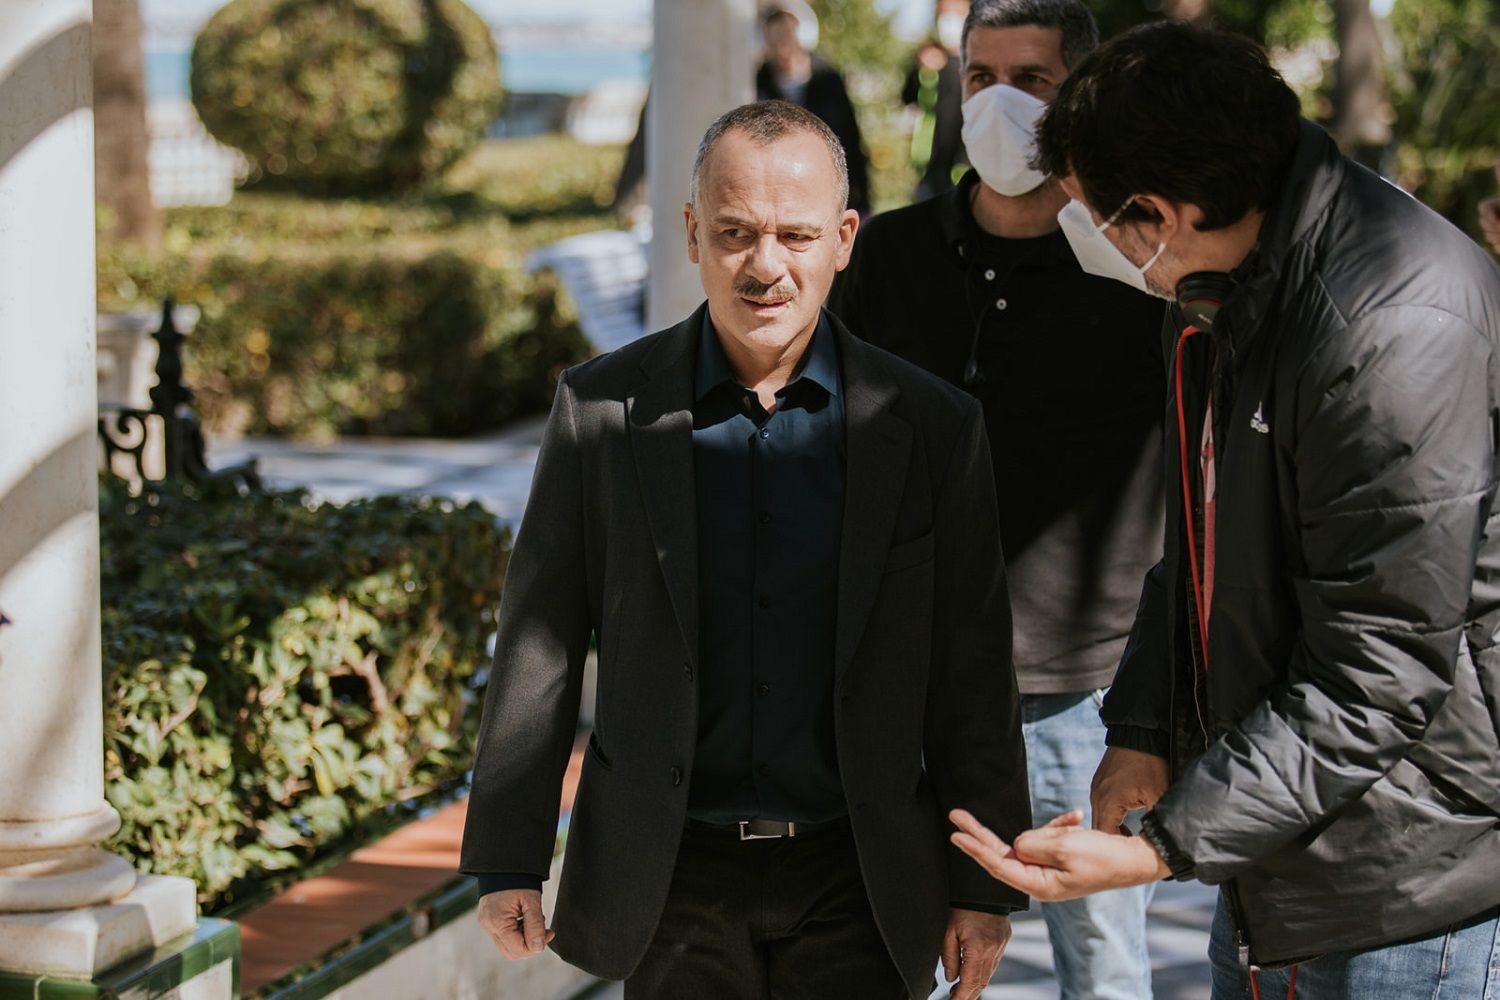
[884,531,935,574]
[587,731,613,770]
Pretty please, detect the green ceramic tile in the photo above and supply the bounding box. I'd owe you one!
[0,919,239,1000]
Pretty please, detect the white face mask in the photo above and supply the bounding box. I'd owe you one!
[960,84,1049,198]
[1057,198,1167,295]
[936,12,964,50]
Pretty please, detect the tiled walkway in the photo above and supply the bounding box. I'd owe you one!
[207,417,549,529]
[207,425,1215,998]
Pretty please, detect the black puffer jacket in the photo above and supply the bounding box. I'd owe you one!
[1104,120,1500,964]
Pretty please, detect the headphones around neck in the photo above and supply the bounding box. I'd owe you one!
[1175,271,1237,331]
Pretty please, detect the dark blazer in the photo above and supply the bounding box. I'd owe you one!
[459,304,1030,997]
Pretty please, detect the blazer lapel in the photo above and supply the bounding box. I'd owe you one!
[627,306,703,665]
[833,326,913,681]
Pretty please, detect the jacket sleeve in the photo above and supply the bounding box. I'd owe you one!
[927,400,1032,912]
[1102,560,1172,758]
[459,371,591,879]
[1153,307,1497,882]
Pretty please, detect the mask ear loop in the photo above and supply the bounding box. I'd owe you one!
[1101,196,1168,275]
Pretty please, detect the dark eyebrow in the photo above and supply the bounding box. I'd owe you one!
[1014,63,1055,77]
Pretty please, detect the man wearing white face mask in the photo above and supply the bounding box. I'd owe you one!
[828,2,1164,998]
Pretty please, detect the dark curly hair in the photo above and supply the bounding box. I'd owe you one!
[1035,22,1301,231]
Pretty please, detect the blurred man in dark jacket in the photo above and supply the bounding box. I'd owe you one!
[756,4,871,215]
[901,0,970,200]
[952,22,1500,1000]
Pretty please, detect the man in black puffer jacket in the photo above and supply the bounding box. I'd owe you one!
[948,22,1500,999]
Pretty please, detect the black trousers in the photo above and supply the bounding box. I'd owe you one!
[624,819,910,1000]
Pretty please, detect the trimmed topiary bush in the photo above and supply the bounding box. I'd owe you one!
[191,0,502,194]
[100,477,510,908]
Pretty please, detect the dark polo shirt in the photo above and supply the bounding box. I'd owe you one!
[689,310,846,825]
[829,170,1166,696]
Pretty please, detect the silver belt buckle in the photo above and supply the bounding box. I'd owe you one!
[738,820,796,840]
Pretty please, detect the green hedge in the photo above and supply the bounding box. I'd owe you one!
[192,0,502,194]
[97,139,623,441]
[99,199,595,440]
[101,241,586,440]
[100,477,509,908]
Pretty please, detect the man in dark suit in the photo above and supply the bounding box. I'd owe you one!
[460,99,1030,1000]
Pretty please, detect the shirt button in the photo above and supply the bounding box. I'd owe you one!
[758,682,771,696]
[996,297,1009,310]
[683,662,694,681]
[983,268,996,281]
[670,766,683,786]
[758,511,772,525]
[758,595,770,609]
[759,428,770,439]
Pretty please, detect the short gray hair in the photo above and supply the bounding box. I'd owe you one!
[962,0,1099,70]
[689,100,849,211]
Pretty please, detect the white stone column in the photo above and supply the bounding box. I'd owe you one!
[646,0,756,329]
[0,0,197,979]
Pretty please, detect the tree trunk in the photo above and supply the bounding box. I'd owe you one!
[1330,0,1391,171]
[94,0,161,251]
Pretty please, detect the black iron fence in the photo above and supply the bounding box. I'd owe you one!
[98,298,260,492]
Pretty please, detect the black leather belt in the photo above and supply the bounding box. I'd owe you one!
[687,816,847,841]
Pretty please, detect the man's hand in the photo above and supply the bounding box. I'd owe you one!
[950,808,1170,902]
[477,889,555,960]
[1090,746,1169,834]
[941,908,1011,1000]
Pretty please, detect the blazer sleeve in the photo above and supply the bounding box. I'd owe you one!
[925,400,1032,912]
[1152,307,1497,882]
[459,371,592,879]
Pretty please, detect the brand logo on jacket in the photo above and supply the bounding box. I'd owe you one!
[1250,403,1270,434]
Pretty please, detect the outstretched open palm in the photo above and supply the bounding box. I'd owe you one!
[949,808,1171,902]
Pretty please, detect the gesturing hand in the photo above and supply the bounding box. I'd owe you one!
[941,908,1011,1000]
[1089,746,1169,835]
[949,808,1170,902]
[477,889,555,960]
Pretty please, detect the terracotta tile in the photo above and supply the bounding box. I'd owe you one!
[238,736,587,993]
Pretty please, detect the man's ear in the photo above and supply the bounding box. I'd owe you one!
[684,201,700,264]
[833,208,860,271]
[1130,194,1183,243]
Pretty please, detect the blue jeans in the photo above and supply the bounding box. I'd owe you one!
[1209,891,1500,998]
[1022,690,1155,1000]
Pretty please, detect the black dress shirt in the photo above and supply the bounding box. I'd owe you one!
[688,310,846,824]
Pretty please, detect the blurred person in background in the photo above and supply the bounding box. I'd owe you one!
[755,3,872,216]
[902,0,971,201]
[829,2,1165,997]
[1479,163,1500,255]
